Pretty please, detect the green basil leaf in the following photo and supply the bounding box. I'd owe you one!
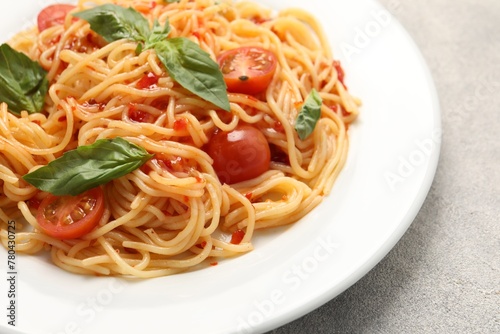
[23,137,153,196]
[73,4,151,44]
[74,4,229,111]
[155,38,230,111]
[0,43,48,115]
[295,89,323,140]
[144,19,170,50]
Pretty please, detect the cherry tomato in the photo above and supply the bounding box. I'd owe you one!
[217,47,277,95]
[206,124,271,184]
[36,187,105,240]
[37,4,76,32]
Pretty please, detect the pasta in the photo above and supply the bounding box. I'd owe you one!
[0,0,360,278]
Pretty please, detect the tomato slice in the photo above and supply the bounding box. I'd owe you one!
[37,4,76,32]
[36,187,105,240]
[206,124,271,184]
[217,47,277,95]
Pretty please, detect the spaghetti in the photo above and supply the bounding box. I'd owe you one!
[0,0,360,278]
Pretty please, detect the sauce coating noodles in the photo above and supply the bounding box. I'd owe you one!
[0,0,360,277]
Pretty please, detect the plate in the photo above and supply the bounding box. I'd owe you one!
[0,0,441,333]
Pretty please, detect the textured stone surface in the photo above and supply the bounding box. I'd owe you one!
[268,0,500,333]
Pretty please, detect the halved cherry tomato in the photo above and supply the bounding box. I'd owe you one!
[36,187,105,240]
[37,4,76,32]
[217,47,277,95]
[206,124,271,184]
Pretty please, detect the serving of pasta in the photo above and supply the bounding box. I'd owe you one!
[0,0,360,278]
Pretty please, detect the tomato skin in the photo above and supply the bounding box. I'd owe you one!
[36,187,105,240]
[37,4,76,32]
[206,125,271,184]
[218,47,277,95]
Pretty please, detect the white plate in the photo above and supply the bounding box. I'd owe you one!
[0,0,440,333]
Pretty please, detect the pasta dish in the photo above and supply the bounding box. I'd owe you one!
[0,0,360,278]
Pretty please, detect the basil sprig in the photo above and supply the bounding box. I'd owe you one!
[0,43,49,115]
[154,38,230,112]
[23,137,153,196]
[74,4,230,111]
[294,89,323,140]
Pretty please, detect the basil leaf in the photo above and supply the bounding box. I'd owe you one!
[73,4,151,44]
[155,38,230,111]
[0,43,48,115]
[75,4,230,111]
[295,89,323,140]
[144,19,170,50]
[23,137,153,196]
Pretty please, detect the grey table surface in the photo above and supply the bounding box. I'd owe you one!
[269,0,500,333]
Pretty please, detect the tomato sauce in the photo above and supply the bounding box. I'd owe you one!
[137,72,159,89]
[230,229,245,244]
